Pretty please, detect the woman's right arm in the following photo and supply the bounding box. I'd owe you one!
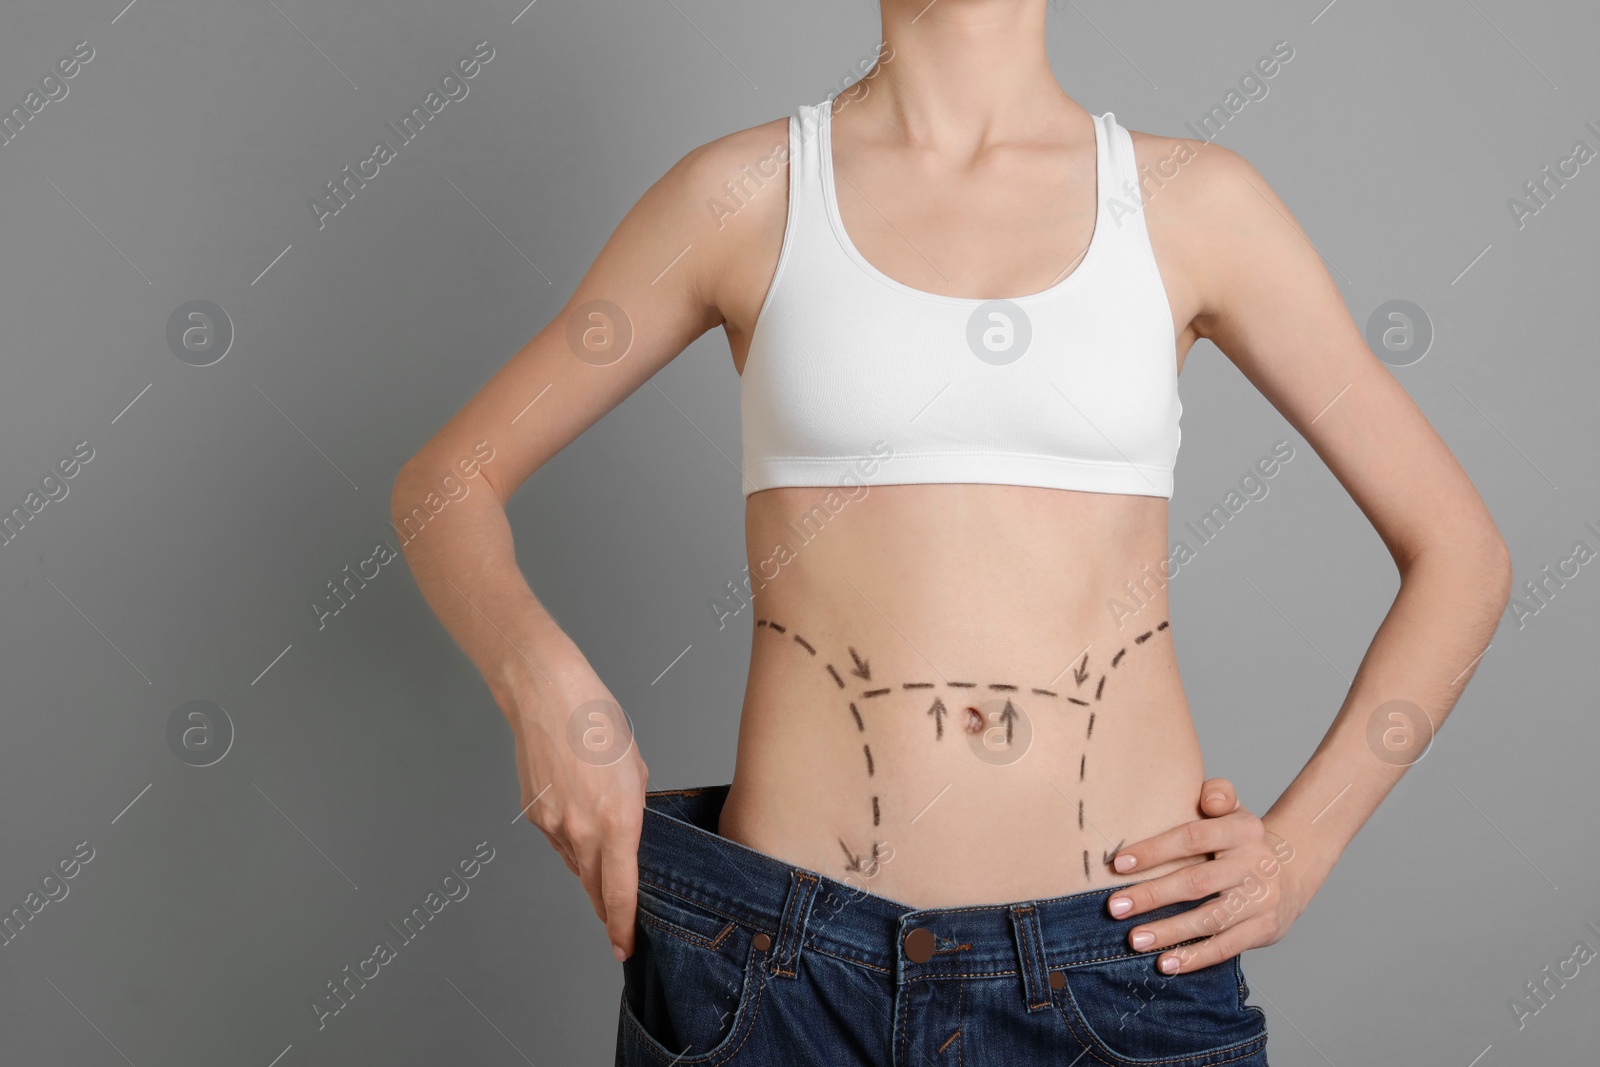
[389,126,778,962]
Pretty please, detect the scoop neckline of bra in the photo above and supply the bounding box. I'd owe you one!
[816,98,1113,307]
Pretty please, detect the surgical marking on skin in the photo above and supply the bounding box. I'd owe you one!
[841,840,885,875]
[848,646,872,680]
[1101,839,1126,866]
[751,617,1175,882]
[998,700,1019,743]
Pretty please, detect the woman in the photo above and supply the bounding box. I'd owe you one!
[393,3,1510,1063]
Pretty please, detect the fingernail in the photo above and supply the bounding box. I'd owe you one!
[613,944,626,962]
[1131,931,1155,950]
[1159,955,1180,974]
[1204,793,1225,807]
[1109,896,1133,917]
[1113,854,1137,873]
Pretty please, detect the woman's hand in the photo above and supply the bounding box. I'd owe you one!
[1106,778,1310,974]
[504,681,649,963]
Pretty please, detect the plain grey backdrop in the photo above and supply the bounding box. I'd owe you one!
[0,0,1595,1064]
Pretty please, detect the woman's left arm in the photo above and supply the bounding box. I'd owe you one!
[1105,138,1515,974]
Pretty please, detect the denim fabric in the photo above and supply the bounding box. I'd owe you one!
[617,785,1269,1066]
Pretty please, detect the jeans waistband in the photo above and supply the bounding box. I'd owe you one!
[638,785,1202,987]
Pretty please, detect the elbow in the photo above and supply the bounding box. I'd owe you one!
[1485,535,1514,613]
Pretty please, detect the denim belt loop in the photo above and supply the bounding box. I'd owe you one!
[770,868,820,979]
[1008,902,1053,1012]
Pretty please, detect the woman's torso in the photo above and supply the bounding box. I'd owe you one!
[710,91,1209,908]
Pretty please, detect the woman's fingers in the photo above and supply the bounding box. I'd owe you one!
[600,827,640,960]
[1108,854,1249,923]
[1198,777,1239,817]
[1112,808,1263,875]
[1155,916,1269,975]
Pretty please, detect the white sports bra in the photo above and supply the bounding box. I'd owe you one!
[739,97,1182,499]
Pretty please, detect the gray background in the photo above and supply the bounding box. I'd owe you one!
[0,0,1595,1064]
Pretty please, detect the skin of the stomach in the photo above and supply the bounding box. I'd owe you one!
[718,481,1208,909]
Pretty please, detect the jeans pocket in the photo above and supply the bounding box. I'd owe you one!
[1052,951,1267,1067]
[620,882,764,1064]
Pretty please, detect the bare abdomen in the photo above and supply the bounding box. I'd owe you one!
[718,484,1210,908]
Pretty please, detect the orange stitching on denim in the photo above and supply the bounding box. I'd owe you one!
[939,1030,960,1053]
[1049,985,1268,1067]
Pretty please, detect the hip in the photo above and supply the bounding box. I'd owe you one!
[617,785,1269,1067]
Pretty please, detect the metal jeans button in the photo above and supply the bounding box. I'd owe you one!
[903,926,935,963]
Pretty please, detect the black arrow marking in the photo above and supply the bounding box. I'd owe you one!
[1101,839,1126,866]
[848,647,871,681]
[998,700,1019,744]
[928,697,948,740]
[849,703,865,732]
[1111,648,1126,668]
[1074,655,1090,687]
[840,838,864,873]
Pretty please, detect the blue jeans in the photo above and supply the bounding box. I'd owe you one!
[617,785,1269,1066]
